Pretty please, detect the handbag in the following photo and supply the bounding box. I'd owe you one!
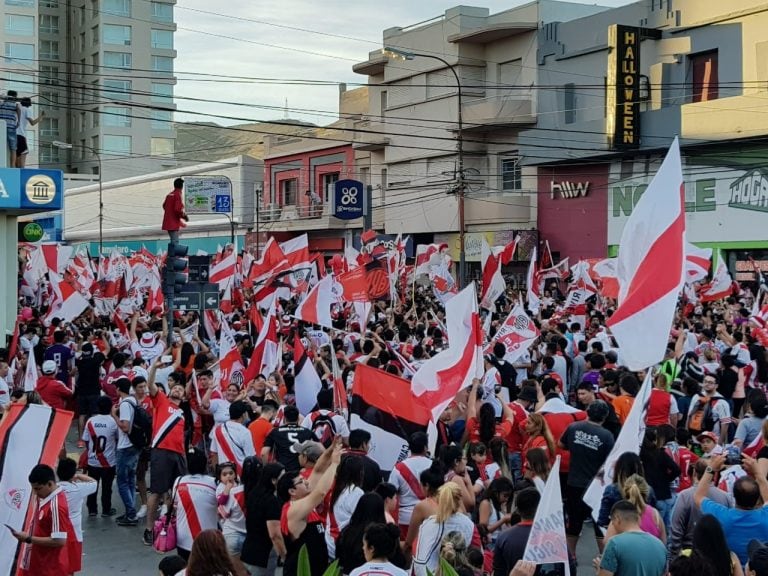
[153,482,178,553]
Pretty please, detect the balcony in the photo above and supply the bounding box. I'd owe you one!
[351,118,389,151]
[462,94,535,130]
[681,94,768,141]
[260,201,359,232]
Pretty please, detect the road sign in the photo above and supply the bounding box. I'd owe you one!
[185,176,233,214]
[188,255,211,283]
[203,291,220,310]
[333,179,364,220]
[173,290,201,311]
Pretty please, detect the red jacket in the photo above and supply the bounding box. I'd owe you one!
[161,188,186,231]
[36,375,73,409]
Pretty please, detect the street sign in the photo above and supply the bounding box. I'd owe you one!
[188,255,211,283]
[173,282,219,311]
[173,290,201,311]
[333,179,364,220]
[185,176,233,214]
[203,290,220,310]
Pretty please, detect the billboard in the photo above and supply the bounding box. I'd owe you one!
[606,24,640,149]
[184,176,233,214]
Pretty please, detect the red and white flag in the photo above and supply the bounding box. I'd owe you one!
[210,251,237,289]
[486,302,540,364]
[480,238,506,311]
[0,404,73,576]
[526,247,540,314]
[41,243,74,274]
[607,138,686,370]
[218,315,245,390]
[429,260,458,305]
[701,253,734,302]
[219,281,233,315]
[293,333,322,416]
[44,272,90,326]
[330,347,348,419]
[243,295,279,384]
[685,241,712,283]
[591,257,620,300]
[246,237,289,288]
[294,274,334,329]
[411,283,483,421]
[145,267,164,314]
[23,353,38,392]
[414,243,449,277]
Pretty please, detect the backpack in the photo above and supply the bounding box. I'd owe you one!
[122,400,153,449]
[310,411,337,448]
[688,396,715,434]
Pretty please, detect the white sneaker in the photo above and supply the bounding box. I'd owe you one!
[136,505,148,519]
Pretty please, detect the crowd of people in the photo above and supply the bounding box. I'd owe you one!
[4,256,768,576]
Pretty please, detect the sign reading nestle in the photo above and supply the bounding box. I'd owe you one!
[606,24,640,149]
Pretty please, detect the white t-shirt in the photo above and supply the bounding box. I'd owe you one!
[0,376,9,408]
[325,485,364,558]
[117,396,136,450]
[130,338,164,363]
[173,474,218,551]
[216,483,246,535]
[60,479,98,542]
[16,106,31,137]
[301,409,350,440]
[82,414,119,467]
[209,421,256,472]
[208,398,232,426]
[350,562,409,576]
[389,455,433,525]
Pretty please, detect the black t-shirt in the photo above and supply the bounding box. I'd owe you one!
[241,490,282,567]
[560,420,615,488]
[75,353,105,396]
[718,368,738,400]
[264,424,313,473]
[757,446,768,460]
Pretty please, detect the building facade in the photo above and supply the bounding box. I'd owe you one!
[352,2,608,281]
[0,0,177,180]
[518,0,768,281]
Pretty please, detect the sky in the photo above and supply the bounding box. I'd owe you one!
[173,0,636,127]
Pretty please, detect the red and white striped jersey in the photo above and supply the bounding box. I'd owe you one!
[389,455,432,525]
[216,483,246,535]
[81,414,119,468]
[173,474,218,551]
[209,421,256,476]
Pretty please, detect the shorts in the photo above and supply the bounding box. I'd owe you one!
[149,448,187,494]
[565,484,601,538]
[77,394,100,418]
[6,129,16,151]
[224,531,246,556]
[16,134,27,155]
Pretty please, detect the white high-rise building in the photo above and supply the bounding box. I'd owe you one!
[1,0,177,180]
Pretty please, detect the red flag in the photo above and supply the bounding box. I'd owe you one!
[334,267,369,302]
[243,297,279,384]
[113,311,130,343]
[294,275,334,328]
[701,255,734,302]
[45,272,90,325]
[218,316,245,389]
[540,239,553,269]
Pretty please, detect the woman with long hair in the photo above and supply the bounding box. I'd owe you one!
[325,455,365,559]
[605,474,665,544]
[412,483,482,576]
[181,528,242,576]
[523,447,550,493]
[597,452,649,531]
[439,531,476,576]
[734,389,768,447]
[241,462,285,576]
[477,477,514,550]
[440,445,476,512]
[690,514,744,576]
[640,427,680,533]
[487,438,511,481]
[337,493,406,575]
[522,413,556,463]
[463,379,516,446]
[404,462,444,559]
[350,523,409,576]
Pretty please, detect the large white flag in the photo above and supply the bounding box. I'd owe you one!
[583,370,653,519]
[23,353,38,392]
[486,302,540,364]
[294,274,334,329]
[607,138,685,370]
[526,247,540,315]
[523,456,570,576]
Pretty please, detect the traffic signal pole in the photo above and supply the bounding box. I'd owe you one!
[163,240,189,348]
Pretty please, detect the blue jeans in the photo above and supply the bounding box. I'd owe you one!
[116,446,140,519]
[656,495,677,533]
[508,451,523,486]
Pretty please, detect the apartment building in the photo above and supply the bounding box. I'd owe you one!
[352,2,607,281]
[0,0,176,180]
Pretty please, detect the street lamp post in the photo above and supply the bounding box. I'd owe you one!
[53,140,103,260]
[382,46,466,288]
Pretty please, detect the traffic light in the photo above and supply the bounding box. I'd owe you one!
[163,242,189,295]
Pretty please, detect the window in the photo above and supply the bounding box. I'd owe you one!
[103,24,131,45]
[104,78,131,101]
[151,137,174,156]
[40,64,59,85]
[40,117,59,137]
[151,109,172,129]
[498,59,522,86]
[563,83,575,124]
[40,90,58,105]
[151,82,173,103]
[91,135,98,152]
[104,134,131,155]
[39,143,61,164]
[7,72,33,93]
[39,40,59,60]
[281,178,297,205]
[79,32,85,52]
[152,55,173,72]
[501,156,521,192]
[92,108,99,127]
[6,14,33,35]
[380,90,387,122]
[102,0,130,17]
[151,29,173,49]
[79,112,86,132]
[104,51,131,69]
[92,53,99,73]
[39,14,58,34]
[322,172,339,203]
[690,50,719,102]
[41,0,58,7]
[151,2,173,22]
[104,105,130,127]
[92,25,99,45]
[5,42,33,62]
[5,0,34,6]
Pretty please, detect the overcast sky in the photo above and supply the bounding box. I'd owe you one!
[173,0,636,127]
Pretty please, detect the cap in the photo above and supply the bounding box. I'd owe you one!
[129,367,149,382]
[233,321,242,329]
[697,431,719,443]
[749,540,768,576]
[518,386,538,403]
[140,332,155,346]
[42,360,57,374]
[290,440,324,461]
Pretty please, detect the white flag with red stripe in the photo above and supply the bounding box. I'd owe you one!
[685,241,712,283]
[607,138,685,370]
[526,247,540,314]
[218,315,245,390]
[294,333,322,416]
[486,302,540,365]
[243,295,279,384]
[414,243,449,278]
[480,238,506,311]
[701,253,734,302]
[411,283,483,421]
[294,274,334,329]
[209,252,237,289]
[23,353,38,392]
[45,271,90,326]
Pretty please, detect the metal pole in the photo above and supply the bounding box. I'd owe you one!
[96,148,103,265]
[256,191,261,258]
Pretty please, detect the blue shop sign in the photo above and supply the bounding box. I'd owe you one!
[0,168,64,213]
[333,179,364,220]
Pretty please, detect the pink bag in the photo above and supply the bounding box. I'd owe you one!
[153,514,177,553]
